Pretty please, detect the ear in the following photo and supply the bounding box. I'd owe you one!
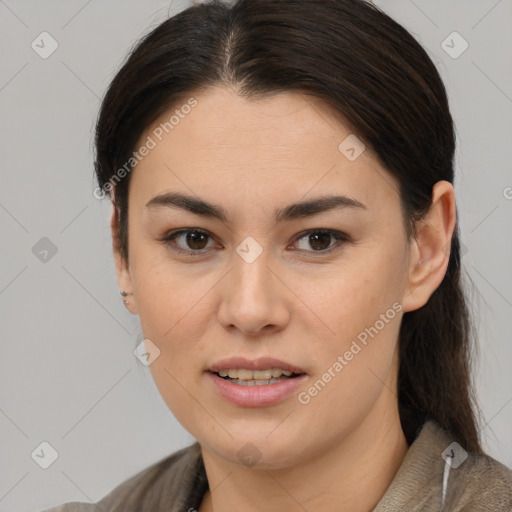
[402,180,457,313]
[110,203,138,315]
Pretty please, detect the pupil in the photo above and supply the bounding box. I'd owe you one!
[187,231,208,250]
[310,232,331,250]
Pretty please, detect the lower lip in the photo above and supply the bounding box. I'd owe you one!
[206,372,308,407]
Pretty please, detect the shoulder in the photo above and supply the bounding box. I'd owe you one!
[374,420,512,511]
[445,448,512,510]
[41,442,206,512]
[421,421,512,510]
[419,420,512,510]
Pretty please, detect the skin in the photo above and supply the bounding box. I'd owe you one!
[112,86,456,511]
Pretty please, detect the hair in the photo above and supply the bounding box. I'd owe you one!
[94,0,482,454]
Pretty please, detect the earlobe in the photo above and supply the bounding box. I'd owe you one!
[402,180,456,313]
[110,203,138,315]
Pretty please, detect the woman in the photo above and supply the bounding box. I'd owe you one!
[44,0,512,510]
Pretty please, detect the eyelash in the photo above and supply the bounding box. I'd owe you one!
[159,228,350,257]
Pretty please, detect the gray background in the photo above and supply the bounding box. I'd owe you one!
[0,1,511,510]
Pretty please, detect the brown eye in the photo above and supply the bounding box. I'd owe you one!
[163,229,215,254]
[293,229,348,254]
[161,228,348,257]
[308,231,332,251]
[183,230,209,250]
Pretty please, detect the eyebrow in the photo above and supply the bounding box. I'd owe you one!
[145,191,367,222]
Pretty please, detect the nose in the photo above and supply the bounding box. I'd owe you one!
[217,249,291,337]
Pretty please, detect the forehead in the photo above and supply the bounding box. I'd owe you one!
[129,87,400,216]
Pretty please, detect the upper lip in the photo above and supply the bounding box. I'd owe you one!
[208,357,306,374]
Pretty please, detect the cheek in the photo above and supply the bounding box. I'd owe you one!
[147,359,207,440]
[130,244,206,338]
[292,248,403,342]
[297,294,402,439]
[130,247,215,357]
[293,249,404,398]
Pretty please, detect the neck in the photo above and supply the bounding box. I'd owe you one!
[198,395,409,512]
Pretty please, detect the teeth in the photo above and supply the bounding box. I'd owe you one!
[216,368,296,380]
[231,378,290,386]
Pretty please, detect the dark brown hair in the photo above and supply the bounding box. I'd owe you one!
[94,0,482,453]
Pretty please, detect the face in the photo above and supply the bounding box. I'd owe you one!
[115,86,420,468]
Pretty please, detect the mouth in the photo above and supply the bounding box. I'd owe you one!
[206,357,308,406]
[210,367,304,386]
[208,356,307,384]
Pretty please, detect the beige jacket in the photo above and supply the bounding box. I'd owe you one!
[42,420,512,512]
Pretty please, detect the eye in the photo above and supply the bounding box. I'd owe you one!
[291,229,349,255]
[161,228,217,255]
[160,228,350,257]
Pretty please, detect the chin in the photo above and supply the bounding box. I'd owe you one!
[202,429,311,470]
